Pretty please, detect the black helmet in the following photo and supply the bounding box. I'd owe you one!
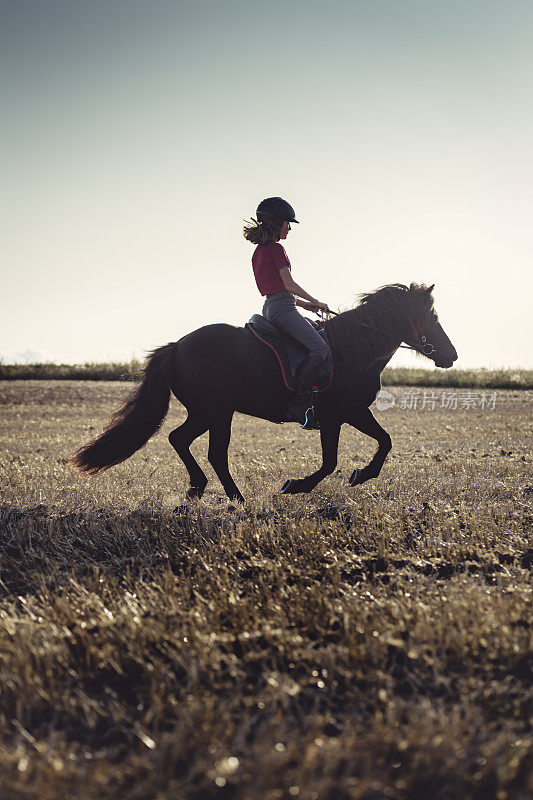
[256,197,299,224]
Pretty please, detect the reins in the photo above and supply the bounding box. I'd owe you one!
[316,309,436,356]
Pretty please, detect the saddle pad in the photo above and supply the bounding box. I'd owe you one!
[245,314,333,392]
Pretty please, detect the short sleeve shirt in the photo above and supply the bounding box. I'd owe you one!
[251,242,291,296]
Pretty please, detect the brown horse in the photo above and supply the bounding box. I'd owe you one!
[72,283,458,502]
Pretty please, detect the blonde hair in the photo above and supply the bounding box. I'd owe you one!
[243,214,283,245]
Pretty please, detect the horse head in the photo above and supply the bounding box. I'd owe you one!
[403,283,458,369]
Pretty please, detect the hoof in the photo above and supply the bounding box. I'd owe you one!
[186,486,205,499]
[280,479,310,495]
[228,494,245,505]
[280,479,296,494]
[349,469,363,487]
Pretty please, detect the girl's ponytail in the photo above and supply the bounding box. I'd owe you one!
[243,215,282,245]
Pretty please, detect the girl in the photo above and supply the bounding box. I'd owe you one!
[244,196,330,426]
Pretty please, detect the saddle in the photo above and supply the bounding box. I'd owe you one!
[245,314,333,392]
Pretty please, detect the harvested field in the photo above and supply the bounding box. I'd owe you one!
[0,380,531,800]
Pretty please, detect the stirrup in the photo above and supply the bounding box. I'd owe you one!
[301,406,320,430]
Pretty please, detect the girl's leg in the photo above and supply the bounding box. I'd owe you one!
[263,294,328,360]
[263,293,327,425]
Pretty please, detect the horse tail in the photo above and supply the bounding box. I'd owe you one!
[71,342,176,475]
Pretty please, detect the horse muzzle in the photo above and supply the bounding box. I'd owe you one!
[433,346,458,369]
[434,357,455,369]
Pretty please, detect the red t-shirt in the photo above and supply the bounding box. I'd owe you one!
[252,242,291,296]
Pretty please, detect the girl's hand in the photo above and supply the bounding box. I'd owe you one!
[297,299,330,313]
[307,300,330,313]
[297,300,319,312]
[296,298,329,314]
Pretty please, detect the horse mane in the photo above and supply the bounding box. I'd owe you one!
[325,282,436,367]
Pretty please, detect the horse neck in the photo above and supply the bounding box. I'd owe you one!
[324,305,407,372]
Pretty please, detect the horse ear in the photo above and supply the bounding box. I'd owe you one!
[427,283,435,293]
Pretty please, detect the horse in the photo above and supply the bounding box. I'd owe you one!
[71,283,458,502]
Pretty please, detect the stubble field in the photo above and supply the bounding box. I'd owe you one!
[0,380,531,800]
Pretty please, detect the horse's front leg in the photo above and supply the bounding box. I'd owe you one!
[347,407,392,486]
[280,419,341,495]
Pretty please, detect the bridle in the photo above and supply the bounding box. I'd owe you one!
[317,309,438,359]
[398,333,437,358]
[407,334,436,356]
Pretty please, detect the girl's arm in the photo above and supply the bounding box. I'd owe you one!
[279,267,329,310]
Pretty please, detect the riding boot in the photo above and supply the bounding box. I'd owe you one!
[283,356,325,427]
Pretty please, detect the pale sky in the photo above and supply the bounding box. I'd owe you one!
[1,0,532,368]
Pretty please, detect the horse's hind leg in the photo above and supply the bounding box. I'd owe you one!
[208,414,244,503]
[169,413,209,499]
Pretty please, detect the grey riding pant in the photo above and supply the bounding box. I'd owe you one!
[262,290,328,360]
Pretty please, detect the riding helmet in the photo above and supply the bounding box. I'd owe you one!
[256,197,299,223]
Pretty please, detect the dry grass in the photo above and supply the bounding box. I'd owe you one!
[1,363,532,389]
[0,381,531,800]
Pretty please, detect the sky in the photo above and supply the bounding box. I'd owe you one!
[1,0,532,368]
